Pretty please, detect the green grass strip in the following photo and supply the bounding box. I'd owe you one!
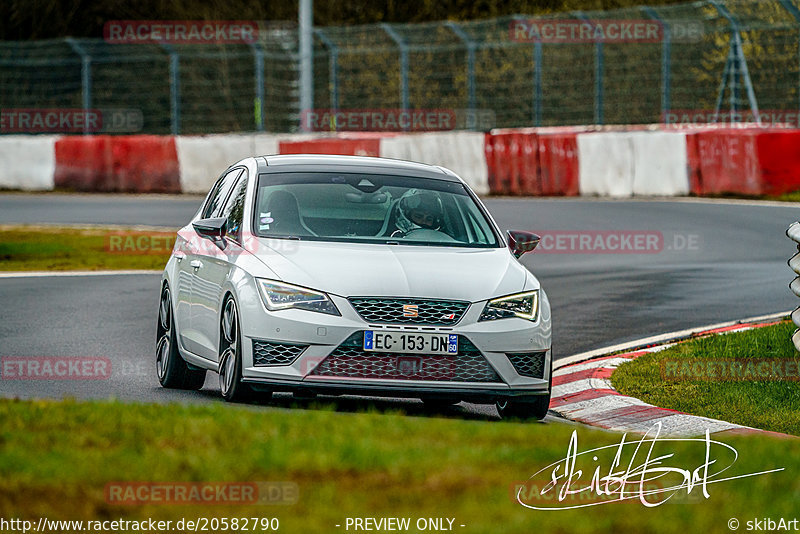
[0,398,798,532]
[612,321,800,436]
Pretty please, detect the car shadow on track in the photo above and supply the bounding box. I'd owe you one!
[183,387,551,424]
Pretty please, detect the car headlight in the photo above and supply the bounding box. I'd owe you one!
[256,279,340,316]
[479,290,539,322]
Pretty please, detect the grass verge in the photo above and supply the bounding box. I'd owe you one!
[0,225,172,271]
[775,191,800,203]
[0,398,798,533]
[612,321,800,436]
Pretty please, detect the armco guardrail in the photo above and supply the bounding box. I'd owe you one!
[788,221,800,351]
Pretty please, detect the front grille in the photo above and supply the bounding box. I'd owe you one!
[310,333,500,382]
[252,340,308,366]
[506,351,547,379]
[348,297,470,326]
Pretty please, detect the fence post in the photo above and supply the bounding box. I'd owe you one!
[712,0,760,123]
[314,28,339,115]
[445,21,477,124]
[713,46,733,119]
[160,44,181,135]
[510,16,542,127]
[65,38,92,134]
[778,0,800,118]
[643,7,671,121]
[381,23,409,119]
[250,42,265,131]
[299,0,313,131]
[729,39,739,116]
[573,12,604,125]
[533,39,542,127]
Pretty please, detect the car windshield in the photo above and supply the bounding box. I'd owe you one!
[253,172,500,248]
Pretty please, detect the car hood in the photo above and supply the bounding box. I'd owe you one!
[250,239,533,301]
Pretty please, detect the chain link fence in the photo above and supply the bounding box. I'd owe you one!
[1,0,799,134]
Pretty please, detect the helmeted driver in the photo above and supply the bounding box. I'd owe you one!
[394,189,445,235]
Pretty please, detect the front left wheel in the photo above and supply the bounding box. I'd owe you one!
[156,285,206,390]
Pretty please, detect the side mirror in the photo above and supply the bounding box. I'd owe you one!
[507,230,540,258]
[192,217,227,240]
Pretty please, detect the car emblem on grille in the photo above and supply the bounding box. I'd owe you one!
[440,313,455,320]
[403,304,419,317]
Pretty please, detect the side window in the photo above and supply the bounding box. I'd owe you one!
[200,176,226,219]
[219,171,249,242]
[201,168,243,219]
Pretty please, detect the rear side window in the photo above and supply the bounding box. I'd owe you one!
[201,168,243,219]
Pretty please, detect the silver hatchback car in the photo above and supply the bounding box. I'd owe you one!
[157,155,552,418]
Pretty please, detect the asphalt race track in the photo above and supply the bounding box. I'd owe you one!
[1,193,798,417]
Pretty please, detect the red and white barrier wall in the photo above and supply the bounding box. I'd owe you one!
[0,136,59,191]
[487,126,800,197]
[577,131,689,197]
[54,135,182,193]
[2,126,800,197]
[176,134,280,193]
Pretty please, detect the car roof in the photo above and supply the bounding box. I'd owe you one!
[256,154,460,182]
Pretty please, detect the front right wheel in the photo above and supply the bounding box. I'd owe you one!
[218,296,261,402]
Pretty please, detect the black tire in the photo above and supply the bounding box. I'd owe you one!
[421,397,461,410]
[156,285,206,390]
[496,394,550,420]
[218,296,261,402]
[496,355,552,420]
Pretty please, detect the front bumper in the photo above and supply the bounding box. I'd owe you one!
[237,290,552,400]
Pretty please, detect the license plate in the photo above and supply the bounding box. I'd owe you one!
[364,331,458,355]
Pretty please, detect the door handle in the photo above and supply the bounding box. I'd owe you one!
[190,260,203,270]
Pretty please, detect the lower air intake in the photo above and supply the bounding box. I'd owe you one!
[506,351,547,379]
[310,333,500,382]
[252,340,307,366]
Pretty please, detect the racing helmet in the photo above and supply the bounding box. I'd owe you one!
[396,189,444,233]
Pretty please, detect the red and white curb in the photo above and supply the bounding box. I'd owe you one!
[550,312,795,438]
